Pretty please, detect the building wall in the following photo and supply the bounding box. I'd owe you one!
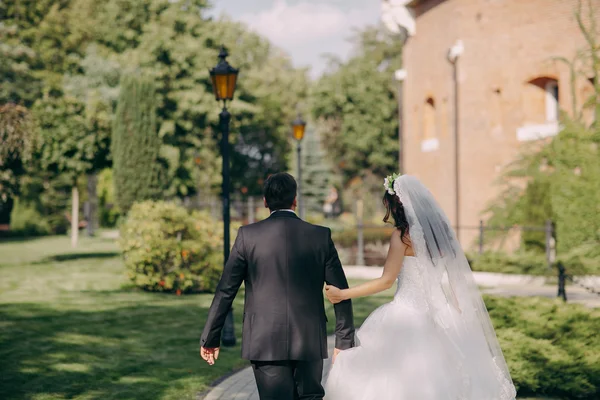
[401,0,598,246]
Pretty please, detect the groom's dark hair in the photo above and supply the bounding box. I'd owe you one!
[264,172,297,211]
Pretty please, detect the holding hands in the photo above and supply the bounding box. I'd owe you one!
[325,285,347,304]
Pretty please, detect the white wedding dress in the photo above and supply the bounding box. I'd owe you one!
[326,257,514,400]
[325,175,516,400]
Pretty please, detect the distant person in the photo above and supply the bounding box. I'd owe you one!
[323,187,338,218]
[200,172,355,399]
[324,174,517,400]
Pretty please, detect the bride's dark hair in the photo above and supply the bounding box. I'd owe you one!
[383,191,411,246]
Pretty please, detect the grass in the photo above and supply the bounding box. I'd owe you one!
[0,234,395,400]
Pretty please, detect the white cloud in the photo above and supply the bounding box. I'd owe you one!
[239,0,375,48]
[235,0,379,78]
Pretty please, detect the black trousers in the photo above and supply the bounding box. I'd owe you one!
[251,360,324,400]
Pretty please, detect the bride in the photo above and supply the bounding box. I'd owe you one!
[324,174,517,400]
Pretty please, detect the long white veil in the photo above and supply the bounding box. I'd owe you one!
[394,175,516,400]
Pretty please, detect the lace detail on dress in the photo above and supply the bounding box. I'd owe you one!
[493,357,518,400]
[394,258,429,311]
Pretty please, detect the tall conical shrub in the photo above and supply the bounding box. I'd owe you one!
[112,74,162,213]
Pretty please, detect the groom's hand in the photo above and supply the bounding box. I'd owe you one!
[332,348,342,364]
[201,347,220,366]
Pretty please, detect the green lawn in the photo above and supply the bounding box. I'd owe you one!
[0,234,393,400]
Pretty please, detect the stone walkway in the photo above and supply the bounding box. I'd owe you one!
[345,266,600,308]
[203,337,335,400]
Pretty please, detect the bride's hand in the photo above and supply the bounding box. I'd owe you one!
[325,285,346,304]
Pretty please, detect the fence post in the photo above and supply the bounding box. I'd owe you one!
[557,261,567,302]
[545,220,555,270]
[479,220,484,255]
[210,197,218,220]
[248,197,255,224]
[356,199,365,266]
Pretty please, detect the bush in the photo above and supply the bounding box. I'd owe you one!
[9,198,51,236]
[559,241,600,276]
[486,295,600,399]
[120,201,223,293]
[468,251,549,275]
[98,168,120,228]
[332,226,394,248]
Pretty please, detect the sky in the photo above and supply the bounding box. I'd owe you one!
[207,0,381,78]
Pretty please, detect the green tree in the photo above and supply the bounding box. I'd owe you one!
[122,9,309,197]
[2,0,309,219]
[0,104,37,225]
[301,127,333,212]
[311,26,403,183]
[0,24,40,106]
[111,73,163,213]
[33,95,103,245]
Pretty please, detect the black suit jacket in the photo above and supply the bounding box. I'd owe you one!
[200,211,355,361]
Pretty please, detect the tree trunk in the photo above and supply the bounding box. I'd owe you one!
[87,173,97,237]
[71,186,79,248]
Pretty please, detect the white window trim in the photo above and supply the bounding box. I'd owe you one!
[421,138,440,152]
[517,122,561,142]
[545,81,559,122]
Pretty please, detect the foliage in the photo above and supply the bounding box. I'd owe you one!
[119,201,223,293]
[0,103,37,203]
[15,172,73,234]
[549,120,600,255]
[1,233,599,399]
[97,168,120,227]
[468,251,549,275]
[486,1,600,264]
[487,119,600,270]
[300,127,335,212]
[2,0,310,232]
[33,95,109,181]
[111,74,163,213]
[0,23,40,106]
[111,3,309,197]
[520,179,553,252]
[311,26,402,183]
[332,226,395,248]
[486,295,600,399]
[560,240,600,275]
[8,198,51,236]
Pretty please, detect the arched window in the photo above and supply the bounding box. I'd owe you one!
[545,80,559,122]
[523,77,559,124]
[423,97,436,139]
[421,97,439,151]
[518,77,560,141]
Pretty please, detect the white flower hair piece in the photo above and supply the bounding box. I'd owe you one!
[383,173,401,196]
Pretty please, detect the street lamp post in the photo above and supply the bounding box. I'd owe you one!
[447,40,463,243]
[394,69,407,174]
[210,46,239,347]
[292,114,306,219]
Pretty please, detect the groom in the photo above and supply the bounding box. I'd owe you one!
[200,172,355,399]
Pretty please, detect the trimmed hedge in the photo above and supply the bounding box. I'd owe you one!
[468,251,549,275]
[487,295,600,399]
[332,226,394,248]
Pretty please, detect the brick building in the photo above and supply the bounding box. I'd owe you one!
[382,0,598,246]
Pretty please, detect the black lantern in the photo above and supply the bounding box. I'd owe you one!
[292,113,306,219]
[210,47,239,102]
[292,114,306,141]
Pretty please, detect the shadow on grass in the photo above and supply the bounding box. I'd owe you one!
[0,301,246,400]
[0,234,48,243]
[36,252,120,263]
